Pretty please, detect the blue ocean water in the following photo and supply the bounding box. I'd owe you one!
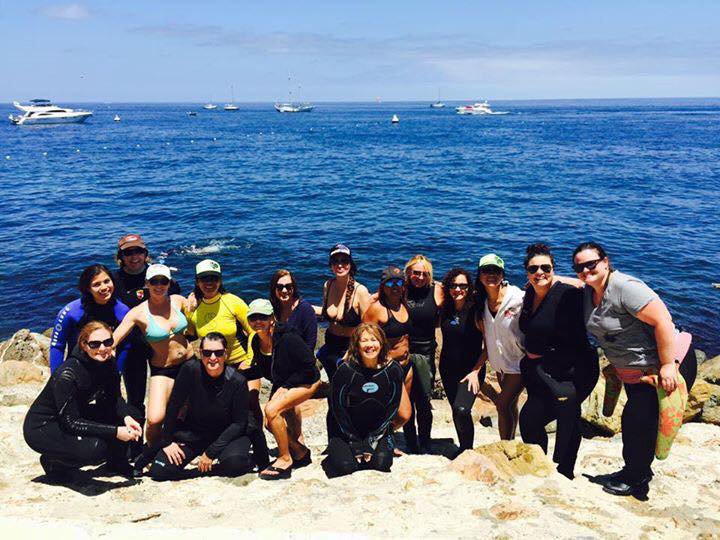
[1,99,718,355]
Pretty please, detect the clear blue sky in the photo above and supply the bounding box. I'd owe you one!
[2,0,719,102]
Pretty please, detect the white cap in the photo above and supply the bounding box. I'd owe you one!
[196,259,221,277]
[247,298,274,317]
[146,264,171,281]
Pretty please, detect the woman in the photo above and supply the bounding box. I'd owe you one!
[573,241,696,497]
[245,299,321,480]
[518,243,599,480]
[186,259,254,369]
[315,244,371,381]
[113,264,193,445]
[474,253,525,440]
[50,264,130,373]
[327,323,411,477]
[24,321,142,480]
[439,268,485,454]
[403,255,443,453]
[269,269,318,351]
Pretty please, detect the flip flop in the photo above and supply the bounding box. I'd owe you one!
[292,450,312,469]
[259,461,292,481]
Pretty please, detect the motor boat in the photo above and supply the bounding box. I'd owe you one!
[114,115,121,122]
[274,102,314,113]
[8,99,93,125]
[430,101,445,108]
[188,111,197,116]
[203,103,217,110]
[455,100,507,115]
[391,114,399,123]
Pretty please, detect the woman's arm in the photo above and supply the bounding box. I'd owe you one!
[635,298,678,392]
[49,303,77,373]
[112,305,140,347]
[54,370,118,438]
[312,280,329,317]
[362,300,382,324]
[356,285,372,316]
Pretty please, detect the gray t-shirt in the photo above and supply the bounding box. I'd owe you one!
[583,271,660,368]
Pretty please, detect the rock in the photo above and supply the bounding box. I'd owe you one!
[448,440,554,483]
[701,399,720,425]
[581,375,626,435]
[684,380,720,422]
[0,329,50,367]
[0,361,46,386]
[698,355,720,385]
[695,349,707,365]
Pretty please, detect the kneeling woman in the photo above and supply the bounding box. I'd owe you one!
[148,332,255,480]
[113,264,193,445]
[24,321,142,479]
[246,299,321,480]
[328,323,411,477]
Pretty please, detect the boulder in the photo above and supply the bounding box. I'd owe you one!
[684,380,720,422]
[581,375,626,435]
[698,355,720,385]
[448,440,554,483]
[0,360,46,386]
[0,329,50,367]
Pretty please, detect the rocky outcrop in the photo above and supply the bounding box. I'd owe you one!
[698,354,720,385]
[581,375,626,435]
[0,329,50,367]
[449,440,554,483]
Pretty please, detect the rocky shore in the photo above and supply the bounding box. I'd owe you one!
[1,328,719,539]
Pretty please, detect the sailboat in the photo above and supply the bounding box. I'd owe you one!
[274,76,313,112]
[430,88,445,108]
[224,86,239,111]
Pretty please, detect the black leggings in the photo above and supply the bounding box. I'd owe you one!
[149,436,253,481]
[123,340,151,421]
[403,351,434,451]
[326,435,393,477]
[621,346,697,482]
[440,362,485,451]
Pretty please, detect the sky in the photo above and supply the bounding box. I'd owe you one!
[2,0,719,102]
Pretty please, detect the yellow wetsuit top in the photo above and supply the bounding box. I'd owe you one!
[187,293,254,368]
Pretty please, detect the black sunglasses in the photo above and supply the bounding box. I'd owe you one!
[527,264,553,274]
[248,314,272,322]
[86,338,114,349]
[480,266,502,275]
[331,257,351,265]
[573,259,603,273]
[411,270,429,277]
[122,247,146,257]
[149,277,170,286]
[198,275,220,283]
[450,283,470,290]
[201,349,226,358]
[275,283,294,292]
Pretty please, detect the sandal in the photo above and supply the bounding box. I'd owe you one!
[259,461,292,481]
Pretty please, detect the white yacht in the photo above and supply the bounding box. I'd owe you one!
[203,103,218,110]
[274,102,314,113]
[114,115,121,122]
[430,88,445,108]
[224,86,239,111]
[455,100,507,115]
[8,99,93,125]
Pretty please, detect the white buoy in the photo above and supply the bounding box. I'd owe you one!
[114,115,121,122]
[391,114,399,124]
[76,149,80,153]
[43,152,48,156]
[5,155,10,160]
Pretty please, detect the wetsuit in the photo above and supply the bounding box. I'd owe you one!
[50,298,130,372]
[148,359,255,480]
[405,284,438,452]
[327,360,404,476]
[439,303,485,451]
[518,282,599,479]
[285,299,318,351]
[112,267,181,428]
[24,346,137,471]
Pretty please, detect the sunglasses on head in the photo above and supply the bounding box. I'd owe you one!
[384,279,405,287]
[201,349,226,358]
[198,275,220,283]
[573,259,603,273]
[275,283,294,292]
[527,264,553,274]
[122,247,146,257]
[86,338,114,349]
[450,283,469,290]
[411,270,429,278]
[149,277,169,286]
[248,314,271,322]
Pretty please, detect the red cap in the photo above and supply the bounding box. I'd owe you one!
[118,234,146,251]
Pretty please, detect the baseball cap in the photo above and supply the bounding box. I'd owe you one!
[478,253,505,270]
[196,259,222,277]
[118,234,146,251]
[247,298,274,317]
[381,266,404,283]
[146,264,171,281]
[329,244,352,259]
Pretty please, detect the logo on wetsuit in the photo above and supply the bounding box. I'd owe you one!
[361,382,379,393]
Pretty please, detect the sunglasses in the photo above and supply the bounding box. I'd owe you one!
[331,257,351,266]
[201,349,226,358]
[450,283,470,290]
[86,338,114,349]
[480,266,502,275]
[122,247,146,257]
[149,277,170,286]
[198,275,220,283]
[275,283,294,292]
[248,314,271,322]
[410,270,429,278]
[527,264,553,274]
[573,259,603,273]
[384,279,405,287]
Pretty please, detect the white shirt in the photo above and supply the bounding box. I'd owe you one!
[482,284,525,375]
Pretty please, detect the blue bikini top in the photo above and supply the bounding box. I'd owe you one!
[144,303,188,342]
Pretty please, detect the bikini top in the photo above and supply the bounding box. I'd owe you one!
[144,302,188,342]
[382,305,413,340]
[322,277,361,328]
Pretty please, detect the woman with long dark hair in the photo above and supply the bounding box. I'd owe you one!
[269,269,317,351]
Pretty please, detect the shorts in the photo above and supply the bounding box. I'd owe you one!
[150,364,182,379]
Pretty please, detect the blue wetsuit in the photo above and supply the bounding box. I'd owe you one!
[50,298,130,373]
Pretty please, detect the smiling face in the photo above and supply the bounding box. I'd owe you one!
[449,274,470,302]
[197,274,221,298]
[573,248,610,287]
[330,255,352,277]
[408,262,430,288]
[248,313,273,334]
[146,276,170,298]
[200,338,226,378]
[81,328,114,362]
[358,329,381,365]
[89,271,114,305]
[479,265,504,290]
[121,247,148,274]
[526,255,554,289]
[274,274,295,303]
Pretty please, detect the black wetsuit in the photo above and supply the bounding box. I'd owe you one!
[113,266,181,424]
[23,347,137,471]
[269,323,321,392]
[440,303,485,451]
[518,282,599,479]
[327,360,404,476]
[147,359,255,480]
[405,284,438,451]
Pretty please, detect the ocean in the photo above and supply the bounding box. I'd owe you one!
[1,99,718,355]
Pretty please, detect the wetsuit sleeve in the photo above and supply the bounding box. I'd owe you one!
[54,368,118,438]
[204,375,249,459]
[50,303,78,373]
[329,364,361,442]
[158,363,193,447]
[113,301,131,374]
[282,334,320,388]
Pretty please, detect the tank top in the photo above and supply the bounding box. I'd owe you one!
[406,284,438,346]
[382,305,413,340]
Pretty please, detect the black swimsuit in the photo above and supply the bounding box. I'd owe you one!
[382,306,413,340]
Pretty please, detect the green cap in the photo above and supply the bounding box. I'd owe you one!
[196,259,221,277]
[478,253,505,270]
[247,298,274,317]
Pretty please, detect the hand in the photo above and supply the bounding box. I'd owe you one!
[197,453,214,473]
[124,416,143,437]
[658,363,679,394]
[186,292,198,312]
[461,370,481,395]
[163,442,186,466]
[116,426,139,442]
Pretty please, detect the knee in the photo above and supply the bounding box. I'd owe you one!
[145,413,164,429]
[330,456,358,476]
[452,403,472,419]
[218,454,253,477]
[149,458,176,481]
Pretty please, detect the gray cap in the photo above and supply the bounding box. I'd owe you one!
[247,298,274,317]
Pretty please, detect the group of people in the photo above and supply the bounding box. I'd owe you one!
[22,233,697,499]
